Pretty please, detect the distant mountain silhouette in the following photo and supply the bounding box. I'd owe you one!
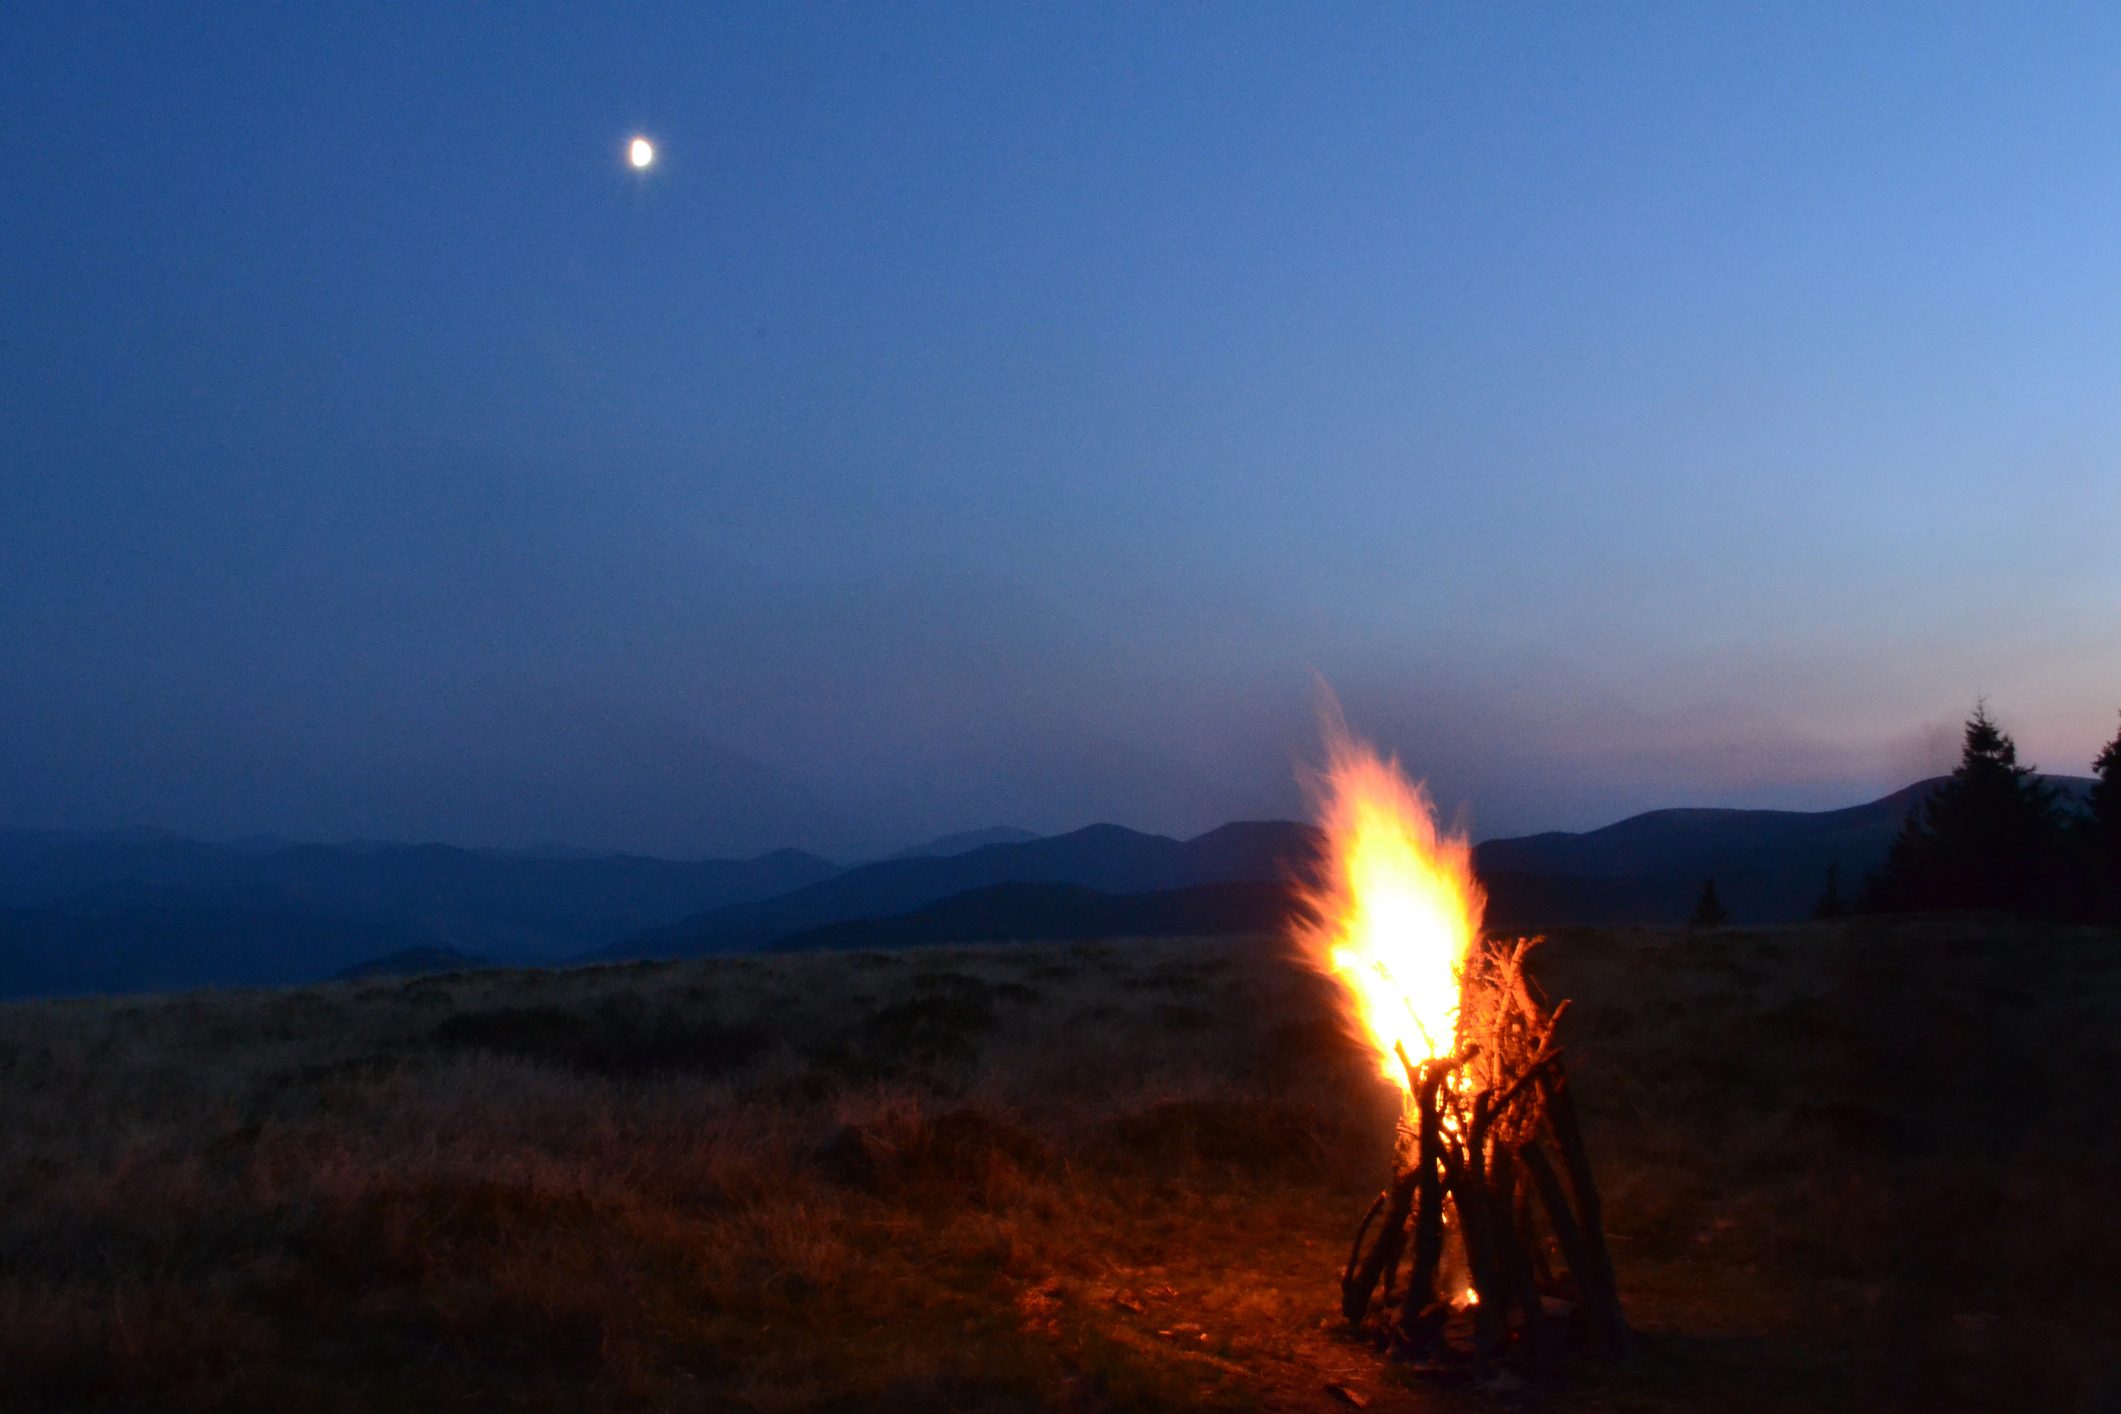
[0,832,842,964]
[750,870,1765,954]
[150,842,842,961]
[1476,775,2094,926]
[0,828,255,907]
[9,775,2099,997]
[886,826,1042,860]
[0,906,425,1000]
[333,945,492,980]
[597,777,2100,958]
[1478,780,1941,879]
[772,880,1296,951]
[764,869,1779,952]
[592,820,1315,960]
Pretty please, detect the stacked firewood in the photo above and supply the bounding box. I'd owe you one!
[1339,939,1628,1373]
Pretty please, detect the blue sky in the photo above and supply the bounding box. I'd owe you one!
[3,3,2117,856]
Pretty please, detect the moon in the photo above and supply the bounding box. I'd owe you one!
[627,136,655,170]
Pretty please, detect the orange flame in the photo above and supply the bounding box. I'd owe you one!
[1292,728,1486,1094]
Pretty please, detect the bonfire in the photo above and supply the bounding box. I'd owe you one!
[1293,731,1627,1375]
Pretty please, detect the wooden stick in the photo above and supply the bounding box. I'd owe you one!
[1519,1139,1605,1350]
[1539,1065,1630,1359]
[1468,1045,1563,1157]
[1393,1053,1456,1345]
[1341,1190,1387,1297]
[1518,1162,1556,1289]
[1486,1145,1547,1367]
[1380,1204,1408,1307]
[1454,1145,1504,1366]
[1507,939,1549,1028]
[1342,1170,1415,1322]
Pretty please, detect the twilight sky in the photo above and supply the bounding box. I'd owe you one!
[3,3,2118,858]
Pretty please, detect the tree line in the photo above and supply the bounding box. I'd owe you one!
[1688,705,2121,928]
[1855,703,2121,921]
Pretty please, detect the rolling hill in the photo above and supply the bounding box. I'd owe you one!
[118,841,844,961]
[332,945,493,980]
[1479,774,2094,925]
[592,821,1314,960]
[885,826,1042,860]
[0,833,841,961]
[0,905,426,1000]
[6,774,2097,993]
[0,832,844,998]
[771,879,1296,951]
[597,776,2098,958]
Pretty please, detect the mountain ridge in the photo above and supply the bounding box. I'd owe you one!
[7,774,2099,994]
[594,820,1313,960]
[885,826,1042,860]
[591,775,2099,959]
[770,880,1296,952]
[0,832,844,984]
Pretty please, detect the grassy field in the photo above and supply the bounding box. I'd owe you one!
[4,918,2119,1411]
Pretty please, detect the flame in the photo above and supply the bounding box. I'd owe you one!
[1292,727,1486,1094]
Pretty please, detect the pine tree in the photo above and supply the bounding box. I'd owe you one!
[1859,805,1926,912]
[2090,711,2121,908]
[1862,703,2061,914]
[1812,861,1844,920]
[1689,878,1729,929]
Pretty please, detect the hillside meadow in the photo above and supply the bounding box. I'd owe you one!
[3,919,2119,1411]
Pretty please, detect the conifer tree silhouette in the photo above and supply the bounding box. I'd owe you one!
[1811,861,1844,920]
[1863,703,2060,913]
[1689,878,1729,929]
[2089,711,2121,912]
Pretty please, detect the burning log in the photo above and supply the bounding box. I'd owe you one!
[1294,728,1627,1378]
[1335,941,1626,1373]
[1339,1162,1412,1321]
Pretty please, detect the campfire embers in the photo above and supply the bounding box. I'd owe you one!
[1291,723,1626,1379]
[1338,939,1627,1374]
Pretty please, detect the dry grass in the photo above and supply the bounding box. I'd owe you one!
[3,919,2119,1411]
